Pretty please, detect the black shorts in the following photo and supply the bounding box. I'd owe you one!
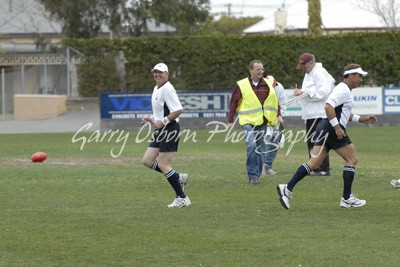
[314,119,352,151]
[149,122,180,152]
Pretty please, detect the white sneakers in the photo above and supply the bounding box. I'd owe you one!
[309,171,331,176]
[277,184,366,209]
[166,173,190,208]
[277,184,292,209]
[390,179,400,188]
[340,194,366,208]
[179,173,189,192]
[265,168,276,175]
[167,196,191,208]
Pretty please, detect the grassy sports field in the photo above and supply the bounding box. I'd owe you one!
[1,126,399,266]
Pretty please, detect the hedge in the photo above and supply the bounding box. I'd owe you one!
[64,32,400,96]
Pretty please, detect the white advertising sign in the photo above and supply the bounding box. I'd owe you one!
[351,87,382,115]
[383,88,400,114]
[284,87,383,116]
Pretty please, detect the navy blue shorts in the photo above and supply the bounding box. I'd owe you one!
[149,122,180,152]
[314,119,352,151]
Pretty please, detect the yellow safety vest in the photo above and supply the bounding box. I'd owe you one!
[236,78,278,126]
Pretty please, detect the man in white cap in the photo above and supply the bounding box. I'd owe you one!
[141,63,191,208]
[277,63,377,209]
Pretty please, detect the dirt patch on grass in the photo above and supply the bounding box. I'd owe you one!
[1,157,140,166]
[1,154,241,166]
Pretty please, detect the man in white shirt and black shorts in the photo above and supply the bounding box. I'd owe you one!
[277,63,377,209]
[141,63,191,208]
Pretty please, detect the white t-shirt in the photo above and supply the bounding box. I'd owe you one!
[325,82,353,129]
[151,81,183,122]
[263,75,287,115]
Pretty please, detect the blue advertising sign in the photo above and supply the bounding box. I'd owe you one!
[100,92,231,119]
[383,88,400,114]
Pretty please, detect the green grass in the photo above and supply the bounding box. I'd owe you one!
[1,127,400,266]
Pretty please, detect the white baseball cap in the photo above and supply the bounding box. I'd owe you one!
[151,63,168,73]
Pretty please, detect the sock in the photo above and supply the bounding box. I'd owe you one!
[151,160,162,173]
[165,169,186,198]
[287,163,311,191]
[343,166,355,199]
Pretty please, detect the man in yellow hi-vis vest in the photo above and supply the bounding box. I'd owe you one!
[228,60,280,184]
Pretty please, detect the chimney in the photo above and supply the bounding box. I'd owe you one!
[275,9,287,34]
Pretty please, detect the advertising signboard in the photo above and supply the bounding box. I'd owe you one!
[352,87,382,115]
[100,92,231,119]
[100,87,389,120]
[383,88,400,114]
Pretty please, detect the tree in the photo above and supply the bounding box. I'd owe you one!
[37,0,211,38]
[149,0,210,35]
[307,0,323,36]
[357,0,399,28]
[38,0,105,38]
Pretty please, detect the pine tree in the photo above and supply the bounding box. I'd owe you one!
[308,0,323,36]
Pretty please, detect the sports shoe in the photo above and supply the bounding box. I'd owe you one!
[249,178,260,184]
[265,168,276,175]
[390,179,400,188]
[179,173,189,192]
[310,171,331,176]
[277,184,292,209]
[340,194,366,208]
[167,196,191,208]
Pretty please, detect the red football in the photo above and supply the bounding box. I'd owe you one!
[31,152,47,163]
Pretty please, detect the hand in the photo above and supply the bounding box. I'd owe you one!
[277,115,284,124]
[153,120,164,129]
[141,116,153,125]
[228,122,234,129]
[360,115,378,124]
[294,88,302,96]
[334,126,346,140]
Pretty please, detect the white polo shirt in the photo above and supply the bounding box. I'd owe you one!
[151,81,182,122]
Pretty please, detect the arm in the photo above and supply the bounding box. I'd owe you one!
[294,74,325,99]
[276,82,287,115]
[275,82,286,124]
[308,72,334,102]
[153,109,183,129]
[349,113,378,124]
[228,86,242,128]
